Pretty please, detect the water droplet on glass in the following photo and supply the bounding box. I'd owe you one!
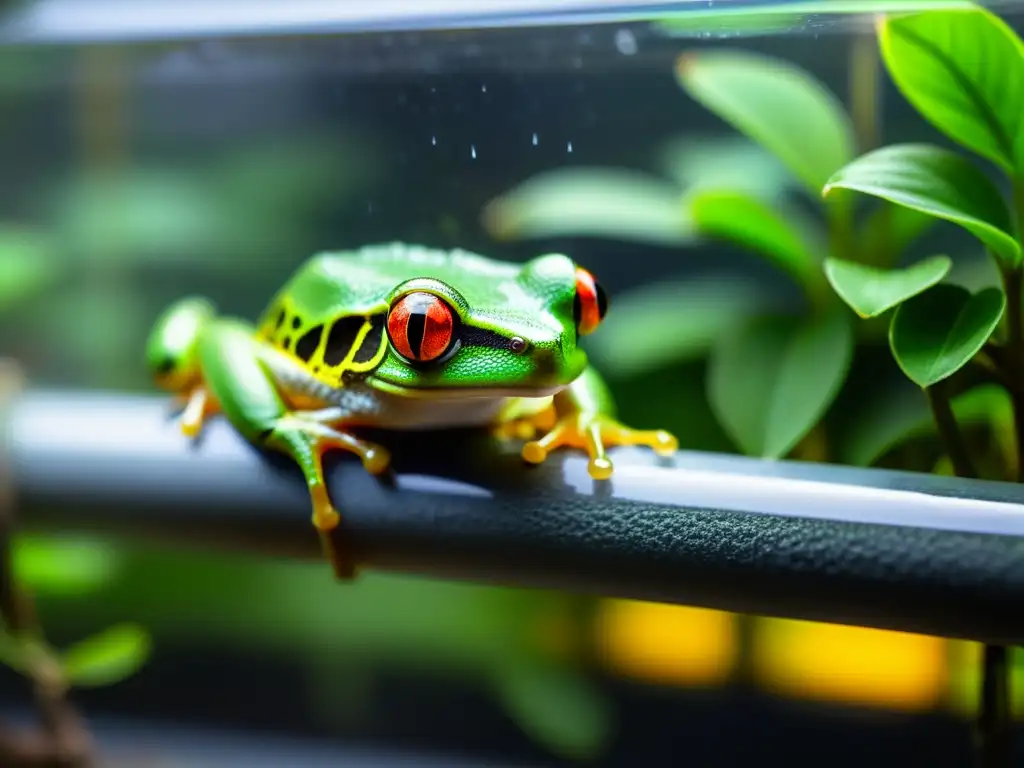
[532,132,538,146]
[481,83,487,93]
[431,135,437,146]
[614,29,637,55]
[567,141,573,153]
[471,144,477,159]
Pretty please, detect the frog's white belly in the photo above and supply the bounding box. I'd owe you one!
[267,352,540,430]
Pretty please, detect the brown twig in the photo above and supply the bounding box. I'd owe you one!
[0,359,96,767]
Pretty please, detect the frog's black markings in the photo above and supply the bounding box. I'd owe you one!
[294,324,323,363]
[274,308,286,331]
[282,335,292,350]
[352,315,385,364]
[291,315,302,330]
[323,316,365,367]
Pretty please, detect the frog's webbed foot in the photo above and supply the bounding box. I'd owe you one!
[520,412,677,480]
[267,416,391,580]
[492,403,558,442]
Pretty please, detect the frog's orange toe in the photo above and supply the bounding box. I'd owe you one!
[588,456,614,480]
[361,446,392,475]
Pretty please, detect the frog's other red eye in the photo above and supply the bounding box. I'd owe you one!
[573,267,608,336]
[387,291,455,362]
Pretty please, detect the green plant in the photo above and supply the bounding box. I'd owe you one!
[0,241,152,766]
[675,2,1023,764]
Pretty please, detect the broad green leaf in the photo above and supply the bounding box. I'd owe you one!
[708,309,854,458]
[689,190,822,287]
[494,660,611,762]
[586,273,779,377]
[0,228,59,311]
[675,49,855,196]
[824,144,1020,265]
[889,283,1005,387]
[824,254,951,318]
[480,168,693,246]
[859,202,937,266]
[842,381,1009,466]
[13,534,120,596]
[878,8,1024,177]
[0,631,27,674]
[657,135,793,200]
[61,623,151,687]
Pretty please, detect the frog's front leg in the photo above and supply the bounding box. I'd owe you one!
[197,321,390,580]
[172,385,220,438]
[500,366,677,479]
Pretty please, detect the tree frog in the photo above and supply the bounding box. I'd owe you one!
[146,243,677,579]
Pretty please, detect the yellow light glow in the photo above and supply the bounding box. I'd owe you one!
[594,599,736,686]
[753,618,946,711]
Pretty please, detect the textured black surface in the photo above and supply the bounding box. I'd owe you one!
[6,389,1024,644]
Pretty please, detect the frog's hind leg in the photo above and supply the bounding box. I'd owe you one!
[197,320,391,580]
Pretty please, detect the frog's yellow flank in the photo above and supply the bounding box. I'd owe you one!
[146,243,678,580]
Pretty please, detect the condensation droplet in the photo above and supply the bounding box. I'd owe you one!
[481,83,487,93]
[431,135,437,146]
[614,29,637,55]
[532,132,538,146]
[471,144,477,159]
[567,141,573,153]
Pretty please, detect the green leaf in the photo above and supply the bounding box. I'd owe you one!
[480,168,694,246]
[824,143,1020,265]
[689,190,822,287]
[657,135,794,200]
[13,534,120,596]
[708,309,854,458]
[889,283,1005,387]
[0,631,27,674]
[586,273,779,377]
[841,381,1009,466]
[494,660,611,762]
[675,49,855,197]
[824,254,952,318]
[61,623,151,687]
[859,202,937,266]
[878,8,1024,177]
[0,228,59,311]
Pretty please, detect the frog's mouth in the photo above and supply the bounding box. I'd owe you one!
[366,378,569,400]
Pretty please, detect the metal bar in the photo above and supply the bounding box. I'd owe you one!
[6,388,1024,644]
[0,0,694,45]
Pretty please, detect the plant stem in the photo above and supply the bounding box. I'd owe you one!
[976,644,1013,768]
[924,382,978,479]
[0,360,94,767]
[849,31,881,154]
[928,375,1014,767]
[998,263,1024,482]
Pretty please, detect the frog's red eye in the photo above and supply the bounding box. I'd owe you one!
[387,291,455,363]
[573,267,608,336]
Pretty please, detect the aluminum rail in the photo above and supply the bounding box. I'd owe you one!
[4,388,1024,644]
[0,0,702,44]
